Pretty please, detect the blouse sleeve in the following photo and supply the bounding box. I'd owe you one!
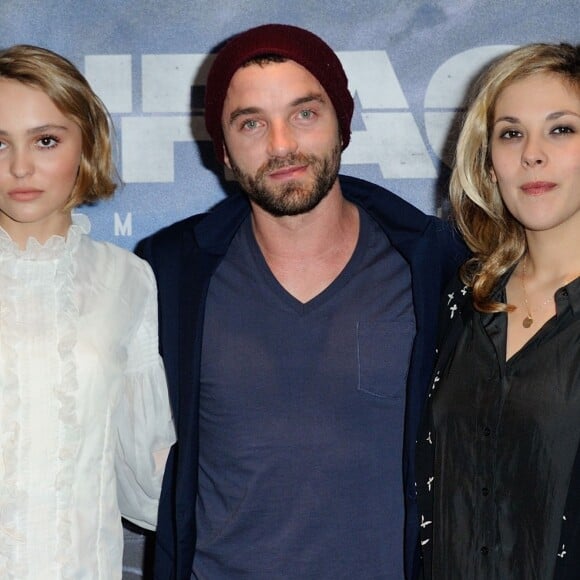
[114,259,176,531]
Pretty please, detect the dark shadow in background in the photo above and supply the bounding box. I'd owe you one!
[189,35,246,201]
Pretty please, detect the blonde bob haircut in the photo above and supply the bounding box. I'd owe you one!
[450,42,579,312]
[0,44,117,209]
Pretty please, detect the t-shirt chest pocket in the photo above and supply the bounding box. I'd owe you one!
[356,320,415,399]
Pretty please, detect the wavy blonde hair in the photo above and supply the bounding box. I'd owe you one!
[450,42,580,312]
[0,44,117,209]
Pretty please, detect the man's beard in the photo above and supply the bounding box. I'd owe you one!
[229,143,341,217]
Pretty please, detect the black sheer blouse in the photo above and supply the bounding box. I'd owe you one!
[429,276,580,580]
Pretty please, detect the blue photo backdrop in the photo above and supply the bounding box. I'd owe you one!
[3,1,578,576]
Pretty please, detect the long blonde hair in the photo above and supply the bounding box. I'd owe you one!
[450,42,579,312]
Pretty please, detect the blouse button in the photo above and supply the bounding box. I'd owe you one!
[482,487,490,496]
[481,546,489,555]
[483,427,491,436]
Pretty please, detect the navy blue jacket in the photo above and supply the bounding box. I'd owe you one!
[137,175,466,580]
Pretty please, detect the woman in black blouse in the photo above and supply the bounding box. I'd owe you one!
[417,42,580,579]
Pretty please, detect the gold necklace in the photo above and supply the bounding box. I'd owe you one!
[520,257,579,328]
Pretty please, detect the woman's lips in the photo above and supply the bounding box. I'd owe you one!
[7,188,44,201]
[520,181,557,195]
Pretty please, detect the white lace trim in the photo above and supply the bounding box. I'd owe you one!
[0,213,90,261]
[0,216,87,576]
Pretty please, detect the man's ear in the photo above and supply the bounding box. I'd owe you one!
[223,143,232,170]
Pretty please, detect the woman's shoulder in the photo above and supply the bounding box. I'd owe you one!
[79,236,155,291]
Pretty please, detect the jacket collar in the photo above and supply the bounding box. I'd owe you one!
[192,192,250,254]
[192,174,432,261]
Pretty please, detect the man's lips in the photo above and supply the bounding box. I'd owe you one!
[520,181,557,195]
[267,164,308,179]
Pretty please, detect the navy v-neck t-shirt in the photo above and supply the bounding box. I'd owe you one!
[194,207,415,579]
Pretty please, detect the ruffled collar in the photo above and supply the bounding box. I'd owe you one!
[0,213,91,261]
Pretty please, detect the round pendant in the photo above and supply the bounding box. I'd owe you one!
[522,316,533,328]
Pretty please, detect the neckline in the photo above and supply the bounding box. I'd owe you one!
[0,213,90,260]
[245,207,369,314]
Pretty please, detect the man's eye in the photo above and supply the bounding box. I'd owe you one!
[242,119,259,130]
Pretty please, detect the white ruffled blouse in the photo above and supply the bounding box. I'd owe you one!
[0,215,175,579]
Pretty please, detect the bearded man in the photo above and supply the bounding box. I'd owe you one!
[137,23,466,580]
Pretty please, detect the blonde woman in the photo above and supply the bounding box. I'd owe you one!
[417,42,580,579]
[0,45,175,579]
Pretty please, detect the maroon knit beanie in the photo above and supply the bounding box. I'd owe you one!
[204,24,354,164]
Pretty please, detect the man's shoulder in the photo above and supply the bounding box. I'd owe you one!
[339,173,417,203]
[143,213,205,247]
[339,174,432,225]
[339,173,450,240]
[339,174,468,269]
[138,193,250,254]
